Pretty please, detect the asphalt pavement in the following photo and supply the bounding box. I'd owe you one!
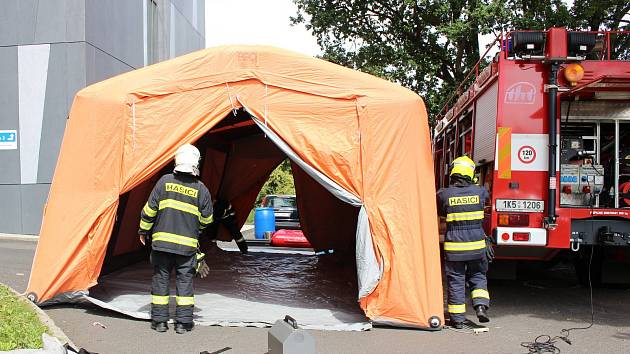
[2,237,630,354]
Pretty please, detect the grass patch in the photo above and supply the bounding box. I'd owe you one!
[245,209,255,224]
[0,284,49,351]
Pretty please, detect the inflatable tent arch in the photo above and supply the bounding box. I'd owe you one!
[26,45,444,329]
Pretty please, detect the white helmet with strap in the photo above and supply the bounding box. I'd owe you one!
[173,144,201,176]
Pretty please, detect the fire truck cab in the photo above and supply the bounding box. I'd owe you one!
[433,28,630,283]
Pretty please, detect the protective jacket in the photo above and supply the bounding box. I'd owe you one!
[437,183,489,261]
[139,172,213,256]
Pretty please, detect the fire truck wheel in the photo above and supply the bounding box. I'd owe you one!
[573,246,603,288]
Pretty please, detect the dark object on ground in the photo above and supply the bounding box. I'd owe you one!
[65,343,98,354]
[200,348,232,354]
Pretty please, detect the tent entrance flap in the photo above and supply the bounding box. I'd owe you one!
[242,105,383,299]
[87,247,372,331]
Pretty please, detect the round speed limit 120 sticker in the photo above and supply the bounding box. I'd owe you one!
[518,145,536,164]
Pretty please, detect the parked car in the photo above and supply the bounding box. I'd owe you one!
[261,194,300,229]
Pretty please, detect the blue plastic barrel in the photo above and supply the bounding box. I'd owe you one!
[254,207,276,240]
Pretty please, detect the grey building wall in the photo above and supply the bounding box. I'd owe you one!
[0,0,86,46]
[0,0,205,234]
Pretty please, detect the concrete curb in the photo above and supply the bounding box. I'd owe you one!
[2,229,260,241]
[2,229,257,241]
[0,233,39,241]
[2,283,77,350]
[240,224,255,232]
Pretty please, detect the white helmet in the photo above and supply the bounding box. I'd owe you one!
[173,144,201,176]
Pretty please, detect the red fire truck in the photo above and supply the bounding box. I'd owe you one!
[433,28,630,283]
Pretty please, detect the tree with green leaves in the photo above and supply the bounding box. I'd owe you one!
[292,0,630,122]
[257,159,295,205]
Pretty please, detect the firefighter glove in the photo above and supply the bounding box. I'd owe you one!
[138,230,150,246]
[485,235,495,263]
[195,252,209,278]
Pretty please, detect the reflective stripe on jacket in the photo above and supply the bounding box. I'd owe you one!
[437,183,489,261]
[139,173,213,256]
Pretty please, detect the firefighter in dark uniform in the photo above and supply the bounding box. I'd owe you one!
[138,144,213,334]
[437,155,491,329]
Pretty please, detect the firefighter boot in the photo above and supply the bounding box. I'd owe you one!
[475,305,489,323]
[451,320,464,329]
[174,322,194,334]
[151,321,168,333]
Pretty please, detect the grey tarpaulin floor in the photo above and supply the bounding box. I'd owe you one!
[87,244,371,331]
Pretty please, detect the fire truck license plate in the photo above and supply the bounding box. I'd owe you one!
[496,199,544,213]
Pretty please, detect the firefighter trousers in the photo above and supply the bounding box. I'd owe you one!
[445,257,490,323]
[150,250,196,324]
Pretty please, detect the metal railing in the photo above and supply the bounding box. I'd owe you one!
[434,29,630,132]
[434,33,503,132]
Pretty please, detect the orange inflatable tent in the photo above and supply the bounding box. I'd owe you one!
[27,45,443,329]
